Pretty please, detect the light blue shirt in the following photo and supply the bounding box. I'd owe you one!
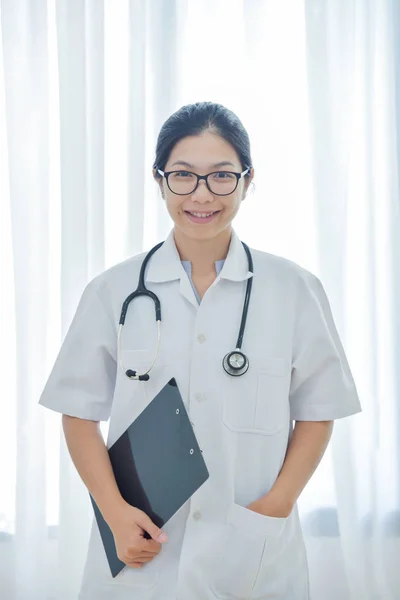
[181,260,225,304]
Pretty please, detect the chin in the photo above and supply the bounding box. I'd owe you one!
[186,225,230,243]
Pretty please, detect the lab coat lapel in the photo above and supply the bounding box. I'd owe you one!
[145,230,182,283]
[179,275,199,309]
[145,229,199,309]
[218,229,253,283]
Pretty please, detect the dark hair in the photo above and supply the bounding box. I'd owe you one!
[153,101,253,179]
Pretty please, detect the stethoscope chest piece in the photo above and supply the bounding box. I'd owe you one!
[223,350,249,377]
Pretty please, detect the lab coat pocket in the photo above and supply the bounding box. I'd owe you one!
[94,563,159,598]
[81,520,160,598]
[209,503,287,600]
[251,507,308,599]
[116,558,160,589]
[223,356,290,435]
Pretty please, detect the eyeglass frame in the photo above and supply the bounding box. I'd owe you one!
[156,167,251,196]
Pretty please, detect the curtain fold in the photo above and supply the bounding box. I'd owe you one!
[0,1,399,598]
[55,1,103,597]
[304,1,400,598]
[1,1,49,599]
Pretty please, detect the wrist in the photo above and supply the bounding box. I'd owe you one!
[261,489,295,518]
[97,494,129,527]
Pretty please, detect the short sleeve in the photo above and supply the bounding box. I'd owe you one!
[39,279,117,421]
[289,274,362,421]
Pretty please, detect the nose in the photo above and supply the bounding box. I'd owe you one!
[191,179,213,203]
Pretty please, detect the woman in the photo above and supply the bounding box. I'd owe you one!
[39,101,361,599]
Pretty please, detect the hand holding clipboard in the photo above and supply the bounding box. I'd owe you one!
[91,377,209,577]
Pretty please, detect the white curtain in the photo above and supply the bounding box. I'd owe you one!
[0,1,398,598]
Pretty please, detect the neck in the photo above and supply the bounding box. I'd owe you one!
[173,227,232,277]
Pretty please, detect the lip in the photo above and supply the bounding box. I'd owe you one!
[184,210,221,225]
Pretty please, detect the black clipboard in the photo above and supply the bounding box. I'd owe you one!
[90,377,209,577]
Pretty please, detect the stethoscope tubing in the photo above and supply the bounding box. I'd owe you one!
[118,239,253,380]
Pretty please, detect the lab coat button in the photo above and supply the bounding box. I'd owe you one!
[197,334,206,344]
[195,393,205,402]
[193,510,202,521]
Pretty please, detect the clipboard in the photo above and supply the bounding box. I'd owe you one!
[90,377,209,577]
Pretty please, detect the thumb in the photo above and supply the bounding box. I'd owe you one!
[137,512,168,543]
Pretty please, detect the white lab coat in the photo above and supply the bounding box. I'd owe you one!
[39,228,361,600]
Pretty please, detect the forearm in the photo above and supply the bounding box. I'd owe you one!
[271,420,333,507]
[250,420,334,517]
[62,415,126,524]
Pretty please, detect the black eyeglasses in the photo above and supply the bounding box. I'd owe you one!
[157,168,250,196]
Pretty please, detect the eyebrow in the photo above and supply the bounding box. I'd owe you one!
[170,160,236,169]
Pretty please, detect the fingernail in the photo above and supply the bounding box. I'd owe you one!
[158,533,168,542]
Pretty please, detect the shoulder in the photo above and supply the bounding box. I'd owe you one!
[79,250,149,306]
[249,248,328,323]
[250,247,321,291]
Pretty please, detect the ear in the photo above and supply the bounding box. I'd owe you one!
[243,168,255,199]
[247,168,255,186]
[153,169,165,199]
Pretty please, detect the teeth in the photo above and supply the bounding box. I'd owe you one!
[189,212,215,218]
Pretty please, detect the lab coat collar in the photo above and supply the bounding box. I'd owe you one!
[145,228,253,284]
[219,229,253,283]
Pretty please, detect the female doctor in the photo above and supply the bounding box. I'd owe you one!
[39,101,361,600]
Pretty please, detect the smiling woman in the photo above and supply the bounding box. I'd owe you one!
[38,100,361,600]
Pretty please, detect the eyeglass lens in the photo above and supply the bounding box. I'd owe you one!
[168,171,237,195]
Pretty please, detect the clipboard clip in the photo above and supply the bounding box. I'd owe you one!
[174,408,204,454]
[189,420,204,454]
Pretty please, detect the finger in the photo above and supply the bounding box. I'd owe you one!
[125,555,154,567]
[135,535,162,554]
[126,561,144,569]
[135,512,168,544]
[130,554,154,563]
[132,524,162,553]
[126,536,159,551]
[138,548,160,556]
[125,546,159,560]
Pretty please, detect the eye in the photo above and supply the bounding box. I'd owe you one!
[213,171,235,179]
[174,171,194,178]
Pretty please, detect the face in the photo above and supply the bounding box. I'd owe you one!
[154,131,254,242]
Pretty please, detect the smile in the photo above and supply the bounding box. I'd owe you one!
[184,210,221,224]
[187,211,217,218]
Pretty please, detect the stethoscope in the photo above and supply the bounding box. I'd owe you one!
[117,240,254,381]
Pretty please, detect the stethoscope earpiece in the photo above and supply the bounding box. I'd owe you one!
[125,370,150,381]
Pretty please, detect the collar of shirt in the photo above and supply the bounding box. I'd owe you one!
[145,228,253,284]
[181,259,225,278]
